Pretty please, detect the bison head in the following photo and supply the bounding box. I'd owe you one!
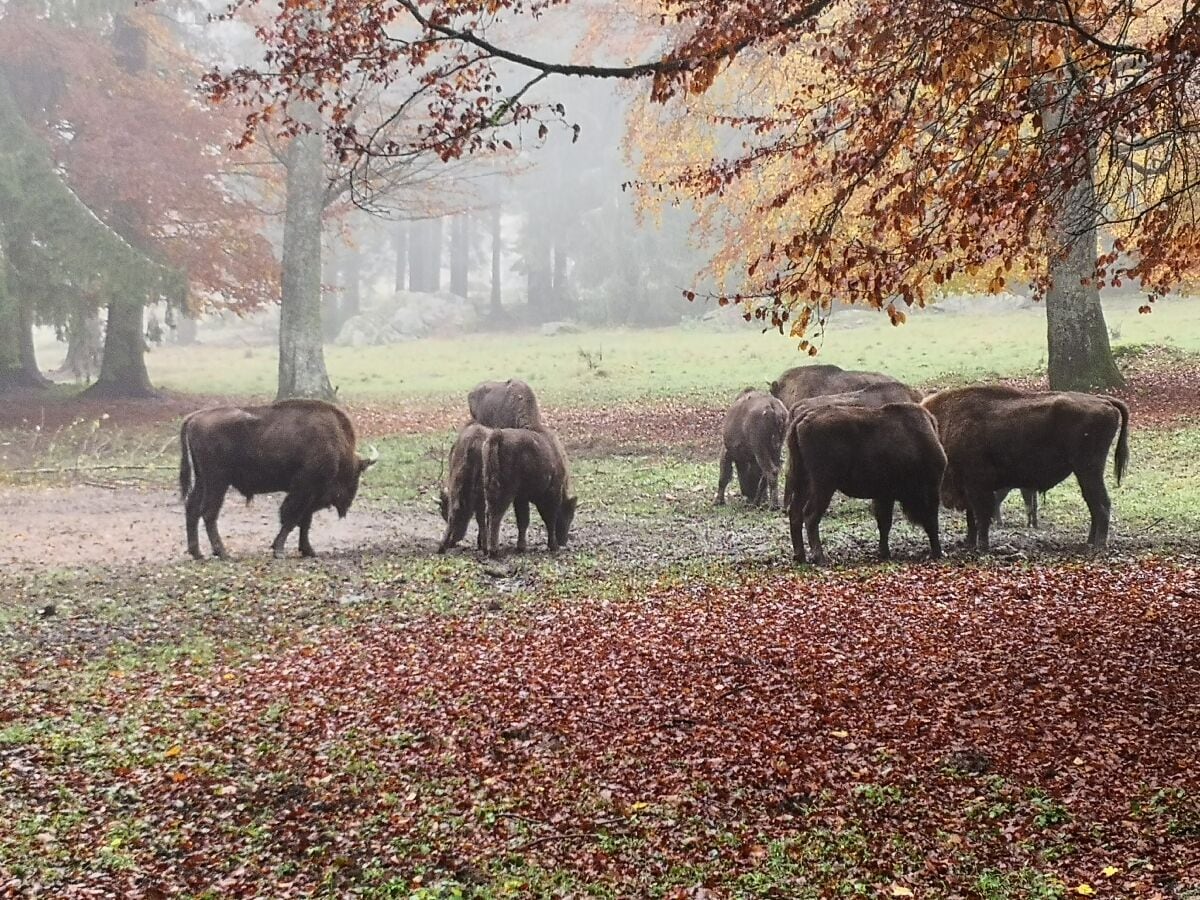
[334,446,378,518]
[555,496,578,547]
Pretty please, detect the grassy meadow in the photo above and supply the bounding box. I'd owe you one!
[3,297,1200,898]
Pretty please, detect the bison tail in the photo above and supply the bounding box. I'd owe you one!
[1110,398,1131,486]
[481,430,503,551]
[179,418,195,500]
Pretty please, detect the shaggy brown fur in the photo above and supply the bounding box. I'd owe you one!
[770,364,922,411]
[481,428,577,557]
[781,385,924,508]
[717,388,789,507]
[437,423,491,553]
[787,403,946,565]
[179,400,376,560]
[921,385,1130,551]
[468,379,545,430]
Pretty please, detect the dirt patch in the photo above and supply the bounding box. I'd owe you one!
[0,484,443,572]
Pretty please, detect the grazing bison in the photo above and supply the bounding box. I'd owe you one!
[468,379,544,430]
[787,403,946,565]
[770,363,922,411]
[921,385,1130,551]
[438,423,491,553]
[179,400,377,560]
[481,428,577,557]
[717,388,789,507]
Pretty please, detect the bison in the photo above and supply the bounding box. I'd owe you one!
[770,363,922,411]
[481,427,577,557]
[787,403,946,565]
[468,378,544,430]
[717,388,789,507]
[179,400,377,560]
[921,385,1130,551]
[437,423,491,553]
[781,384,924,509]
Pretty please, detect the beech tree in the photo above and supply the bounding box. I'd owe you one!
[0,5,277,396]
[210,0,1200,390]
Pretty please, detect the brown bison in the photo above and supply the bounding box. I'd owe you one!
[921,385,1130,551]
[437,423,491,553]
[787,403,946,565]
[780,384,923,509]
[179,400,377,560]
[717,388,789,507]
[468,379,544,430]
[770,363,922,411]
[481,428,577,557]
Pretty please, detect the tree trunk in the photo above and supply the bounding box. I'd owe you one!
[490,205,503,317]
[1040,75,1123,391]
[277,104,334,401]
[450,212,470,298]
[526,231,553,322]
[0,262,32,389]
[393,220,408,293]
[84,299,156,398]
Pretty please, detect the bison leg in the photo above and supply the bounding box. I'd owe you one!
[992,489,1009,527]
[966,489,995,553]
[716,451,733,506]
[201,485,230,560]
[484,492,511,558]
[1022,489,1039,528]
[535,501,558,552]
[514,500,531,552]
[1076,471,1111,549]
[298,511,317,558]
[752,447,781,509]
[803,486,836,566]
[272,491,311,558]
[788,489,807,564]
[185,486,205,560]
[872,499,895,561]
[905,488,944,561]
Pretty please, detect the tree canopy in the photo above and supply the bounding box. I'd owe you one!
[211,0,1200,348]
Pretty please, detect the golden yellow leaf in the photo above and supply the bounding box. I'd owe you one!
[1102,866,1120,877]
[889,886,914,898]
[163,745,182,759]
[629,802,648,812]
[1074,885,1096,896]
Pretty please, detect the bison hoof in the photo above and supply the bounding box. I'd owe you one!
[300,549,318,559]
[272,549,287,560]
[188,549,204,561]
[715,497,726,507]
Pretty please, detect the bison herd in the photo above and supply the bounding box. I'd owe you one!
[177,364,1130,565]
[723,364,1130,564]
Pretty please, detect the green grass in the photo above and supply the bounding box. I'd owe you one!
[113,296,1200,403]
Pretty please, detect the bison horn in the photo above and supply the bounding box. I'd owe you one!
[366,444,380,462]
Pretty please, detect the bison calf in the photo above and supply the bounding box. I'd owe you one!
[468,378,544,430]
[179,400,377,560]
[481,428,577,557]
[787,403,946,565]
[438,423,491,553]
[717,388,789,507]
[922,385,1130,551]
